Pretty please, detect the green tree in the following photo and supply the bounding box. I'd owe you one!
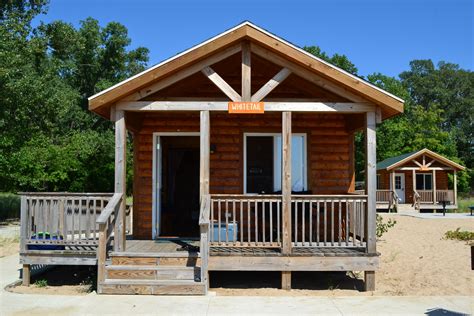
[303,45,359,75]
[0,0,148,192]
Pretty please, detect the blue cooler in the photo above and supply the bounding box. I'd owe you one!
[28,232,65,250]
[212,222,238,242]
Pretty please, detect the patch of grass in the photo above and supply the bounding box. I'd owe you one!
[34,279,48,288]
[0,193,20,221]
[457,197,474,213]
[444,228,474,242]
[376,214,397,239]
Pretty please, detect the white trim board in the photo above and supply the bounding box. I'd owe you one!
[152,132,200,239]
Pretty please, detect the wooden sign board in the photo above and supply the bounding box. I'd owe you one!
[228,102,264,114]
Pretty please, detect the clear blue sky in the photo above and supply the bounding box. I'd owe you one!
[35,0,472,77]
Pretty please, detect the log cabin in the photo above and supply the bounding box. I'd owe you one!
[375,148,465,212]
[19,22,405,295]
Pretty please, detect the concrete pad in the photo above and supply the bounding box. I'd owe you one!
[207,296,341,315]
[1,253,473,315]
[331,296,473,315]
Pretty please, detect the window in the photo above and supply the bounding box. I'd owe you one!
[395,176,402,190]
[245,134,307,194]
[376,174,381,190]
[416,173,432,190]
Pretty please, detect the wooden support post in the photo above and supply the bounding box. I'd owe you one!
[412,169,416,205]
[432,169,437,204]
[22,264,30,286]
[365,112,376,255]
[282,112,292,255]
[200,110,210,293]
[114,108,127,251]
[97,223,106,293]
[282,271,291,290]
[453,171,458,206]
[20,196,28,253]
[365,271,375,291]
[241,41,251,102]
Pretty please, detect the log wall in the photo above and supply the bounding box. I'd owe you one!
[133,112,354,239]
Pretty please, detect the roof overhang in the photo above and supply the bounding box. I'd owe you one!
[385,149,465,171]
[88,21,405,120]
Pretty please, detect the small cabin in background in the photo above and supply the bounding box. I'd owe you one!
[376,149,465,212]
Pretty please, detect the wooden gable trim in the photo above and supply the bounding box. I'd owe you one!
[386,149,465,171]
[88,22,404,118]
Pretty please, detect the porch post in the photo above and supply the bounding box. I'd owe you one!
[412,169,416,205]
[200,110,210,292]
[114,108,127,251]
[453,170,458,206]
[432,169,437,204]
[282,111,292,290]
[365,111,376,291]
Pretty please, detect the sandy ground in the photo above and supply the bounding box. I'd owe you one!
[7,215,474,297]
[0,223,20,258]
[211,214,474,296]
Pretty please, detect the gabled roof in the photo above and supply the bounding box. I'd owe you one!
[377,148,465,171]
[88,21,404,118]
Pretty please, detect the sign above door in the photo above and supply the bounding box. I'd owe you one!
[228,102,264,114]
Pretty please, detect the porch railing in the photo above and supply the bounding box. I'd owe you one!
[376,190,392,203]
[208,194,367,249]
[436,190,454,203]
[19,193,114,252]
[291,195,367,248]
[209,194,282,247]
[413,190,455,207]
[418,190,433,203]
[96,192,122,291]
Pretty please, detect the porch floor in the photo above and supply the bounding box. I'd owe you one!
[117,240,372,257]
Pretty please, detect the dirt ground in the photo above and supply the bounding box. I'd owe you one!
[7,215,474,296]
[8,265,96,295]
[211,215,474,296]
[0,222,20,258]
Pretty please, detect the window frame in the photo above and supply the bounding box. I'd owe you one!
[243,132,308,194]
[416,173,433,191]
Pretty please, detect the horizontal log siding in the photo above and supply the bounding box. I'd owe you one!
[133,112,352,239]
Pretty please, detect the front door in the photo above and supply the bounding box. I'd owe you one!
[158,136,200,238]
[393,173,405,203]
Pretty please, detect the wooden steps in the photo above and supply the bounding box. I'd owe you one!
[100,252,206,295]
[100,279,206,295]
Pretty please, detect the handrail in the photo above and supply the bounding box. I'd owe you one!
[413,190,421,210]
[18,192,114,197]
[96,193,123,224]
[97,192,122,293]
[390,190,399,212]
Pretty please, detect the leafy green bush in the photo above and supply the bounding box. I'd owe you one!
[34,279,48,288]
[0,193,20,221]
[376,214,397,239]
[444,228,474,242]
